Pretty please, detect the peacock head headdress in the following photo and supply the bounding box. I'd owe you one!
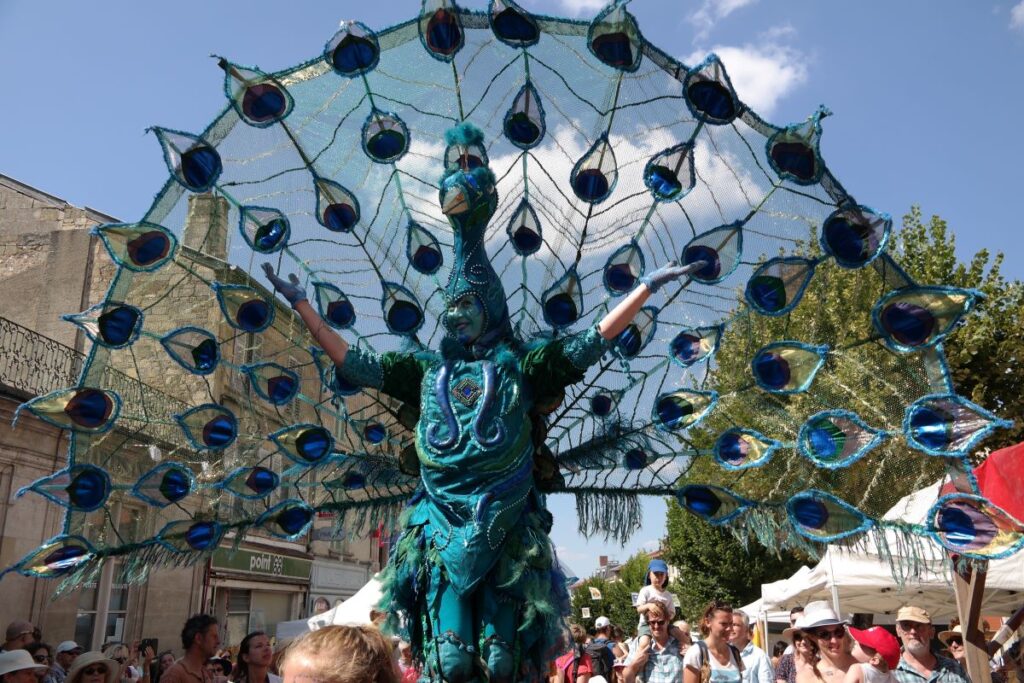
[438,122,511,352]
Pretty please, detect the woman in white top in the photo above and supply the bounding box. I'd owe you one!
[683,602,743,683]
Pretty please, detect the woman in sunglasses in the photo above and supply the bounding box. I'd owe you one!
[795,603,855,683]
[66,653,118,683]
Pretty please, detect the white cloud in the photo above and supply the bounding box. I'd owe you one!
[685,28,809,117]
[1011,1,1024,31]
[554,0,608,17]
[689,0,758,42]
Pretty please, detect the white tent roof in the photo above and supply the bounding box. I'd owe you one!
[760,480,1024,620]
[307,575,384,629]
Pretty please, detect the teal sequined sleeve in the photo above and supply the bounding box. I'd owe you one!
[337,348,428,407]
[522,324,610,391]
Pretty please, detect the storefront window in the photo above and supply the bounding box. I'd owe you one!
[225,589,252,647]
[73,506,139,648]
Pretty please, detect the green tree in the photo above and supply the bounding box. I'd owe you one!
[895,207,1024,451]
[569,551,661,634]
[663,499,806,623]
[660,207,1022,617]
[677,207,1022,519]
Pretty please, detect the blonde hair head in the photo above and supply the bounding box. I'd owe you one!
[281,626,399,683]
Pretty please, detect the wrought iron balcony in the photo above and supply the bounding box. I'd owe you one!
[0,316,188,445]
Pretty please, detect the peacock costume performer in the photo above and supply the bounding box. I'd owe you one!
[5,2,1020,682]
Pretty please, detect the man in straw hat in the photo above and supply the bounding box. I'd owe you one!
[893,606,968,683]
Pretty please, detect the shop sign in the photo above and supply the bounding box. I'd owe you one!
[211,548,312,580]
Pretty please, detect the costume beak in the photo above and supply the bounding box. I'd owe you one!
[442,186,469,216]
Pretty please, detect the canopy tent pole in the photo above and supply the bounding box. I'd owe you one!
[952,557,992,683]
[947,459,992,683]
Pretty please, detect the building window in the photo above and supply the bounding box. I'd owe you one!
[224,589,252,647]
[73,505,140,649]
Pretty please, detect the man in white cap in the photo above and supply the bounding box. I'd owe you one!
[893,606,968,683]
[46,642,83,683]
[587,616,616,680]
[0,649,49,683]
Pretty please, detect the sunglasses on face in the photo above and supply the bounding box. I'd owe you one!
[648,620,666,627]
[812,628,845,640]
[83,668,108,676]
[34,656,51,663]
[898,621,927,632]
[793,636,805,643]
[948,638,964,647]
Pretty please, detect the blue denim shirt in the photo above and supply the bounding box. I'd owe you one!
[894,654,969,683]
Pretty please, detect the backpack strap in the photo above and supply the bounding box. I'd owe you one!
[729,644,745,674]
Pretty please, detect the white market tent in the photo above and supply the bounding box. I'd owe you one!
[758,480,1024,622]
[307,574,384,629]
[274,575,384,642]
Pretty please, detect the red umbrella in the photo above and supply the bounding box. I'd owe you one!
[940,441,1024,521]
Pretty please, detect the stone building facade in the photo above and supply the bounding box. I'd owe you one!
[0,174,382,653]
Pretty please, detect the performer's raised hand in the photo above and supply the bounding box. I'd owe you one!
[640,259,708,294]
[262,262,307,307]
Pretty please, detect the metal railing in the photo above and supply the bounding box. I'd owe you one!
[0,316,188,445]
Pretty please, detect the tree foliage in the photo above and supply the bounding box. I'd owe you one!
[568,551,671,635]
[659,207,1021,616]
[663,499,806,622]
[894,207,1024,451]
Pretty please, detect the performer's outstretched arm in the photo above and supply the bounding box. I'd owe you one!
[597,260,706,340]
[262,263,349,365]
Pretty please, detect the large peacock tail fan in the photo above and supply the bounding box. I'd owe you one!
[6,0,1018,585]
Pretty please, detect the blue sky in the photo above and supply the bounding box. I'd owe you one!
[3,0,1023,578]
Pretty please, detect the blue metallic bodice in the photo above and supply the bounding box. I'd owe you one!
[411,356,535,595]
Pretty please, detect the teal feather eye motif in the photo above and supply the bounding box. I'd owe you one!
[767,109,827,185]
[18,464,110,512]
[684,54,740,125]
[677,485,751,524]
[243,362,299,405]
[325,21,380,77]
[153,127,222,192]
[270,424,334,465]
[18,387,121,434]
[94,222,177,272]
[213,283,274,333]
[821,205,891,268]
[239,206,290,253]
[714,429,781,470]
[682,223,744,284]
[644,144,696,202]
[745,258,817,316]
[653,390,717,432]
[313,282,357,329]
[787,490,873,542]
[161,327,219,375]
[219,466,280,499]
[221,60,293,127]
[927,494,1024,559]
[132,463,194,508]
[798,410,888,468]
[751,342,828,394]
[669,326,722,367]
[588,1,642,72]
[257,500,315,539]
[603,242,645,296]
[904,394,1011,456]
[156,520,223,553]
[872,286,979,352]
[63,302,143,348]
[12,536,95,579]
[175,404,237,450]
